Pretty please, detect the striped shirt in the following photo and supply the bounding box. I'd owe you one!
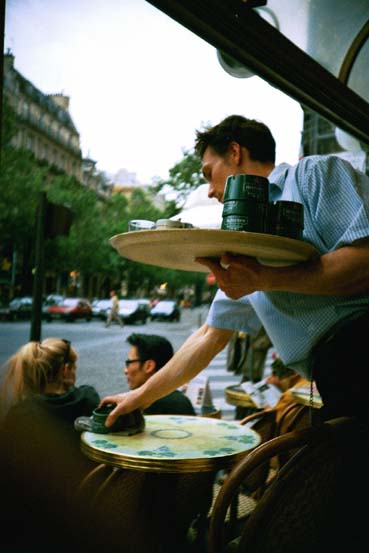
[208,155,369,377]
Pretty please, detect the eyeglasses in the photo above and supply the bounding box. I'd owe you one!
[125,358,142,367]
[62,339,71,364]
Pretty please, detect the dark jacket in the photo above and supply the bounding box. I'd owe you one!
[144,389,196,416]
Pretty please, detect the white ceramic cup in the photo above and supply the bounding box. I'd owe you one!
[128,219,156,231]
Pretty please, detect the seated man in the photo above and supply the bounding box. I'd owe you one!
[125,334,211,550]
[125,333,196,416]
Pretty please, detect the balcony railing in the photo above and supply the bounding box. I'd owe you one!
[16,110,81,156]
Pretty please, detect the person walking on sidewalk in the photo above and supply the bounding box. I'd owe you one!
[105,290,123,327]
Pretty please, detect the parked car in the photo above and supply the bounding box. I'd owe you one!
[150,300,181,322]
[42,294,65,319]
[136,298,151,316]
[8,296,33,320]
[46,297,92,322]
[91,298,111,319]
[118,299,148,324]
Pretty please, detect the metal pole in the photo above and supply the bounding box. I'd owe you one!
[30,191,47,341]
[10,247,17,298]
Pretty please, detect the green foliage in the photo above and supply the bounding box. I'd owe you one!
[1,99,209,298]
[150,148,205,203]
[0,146,47,250]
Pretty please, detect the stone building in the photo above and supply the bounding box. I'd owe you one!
[3,50,113,198]
[3,50,83,181]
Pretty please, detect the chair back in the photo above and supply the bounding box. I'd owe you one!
[275,402,311,466]
[209,417,368,553]
[239,409,277,496]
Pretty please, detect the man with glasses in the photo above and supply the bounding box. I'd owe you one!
[124,333,195,416]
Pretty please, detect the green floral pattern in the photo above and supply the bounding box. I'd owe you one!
[83,414,260,461]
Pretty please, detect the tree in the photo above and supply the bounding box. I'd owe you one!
[1,98,212,300]
[150,148,205,204]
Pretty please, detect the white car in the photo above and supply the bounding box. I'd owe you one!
[118,299,148,324]
[91,299,111,319]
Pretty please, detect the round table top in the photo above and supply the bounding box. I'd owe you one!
[225,385,258,408]
[109,229,319,273]
[287,387,323,409]
[81,414,261,473]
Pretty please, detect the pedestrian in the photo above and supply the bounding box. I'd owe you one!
[105,289,123,327]
[100,114,369,426]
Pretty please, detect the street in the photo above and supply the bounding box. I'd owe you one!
[0,306,211,399]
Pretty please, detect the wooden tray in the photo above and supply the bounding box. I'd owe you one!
[109,229,319,273]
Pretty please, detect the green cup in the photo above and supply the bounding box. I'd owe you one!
[223,174,269,202]
[91,404,145,435]
[221,214,268,232]
[222,200,269,218]
[269,201,304,239]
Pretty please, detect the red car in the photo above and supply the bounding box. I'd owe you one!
[46,297,92,322]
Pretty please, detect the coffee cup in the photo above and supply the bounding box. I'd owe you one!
[91,404,145,435]
[128,220,156,232]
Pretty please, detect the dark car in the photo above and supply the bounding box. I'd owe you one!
[91,298,111,319]
[46,297,92,322]
[8,296,33,320]
[118,299,148,324]
[150,300,181,322]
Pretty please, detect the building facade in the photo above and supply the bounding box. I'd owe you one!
[3,50,83,181]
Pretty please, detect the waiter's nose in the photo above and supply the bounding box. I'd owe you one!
[208,182,215,199]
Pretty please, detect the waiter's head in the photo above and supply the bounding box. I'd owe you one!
[195,115,275,202]
[124,333,174,390]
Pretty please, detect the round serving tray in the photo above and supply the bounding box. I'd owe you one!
[109,229,319,272]
[81,414,260,473]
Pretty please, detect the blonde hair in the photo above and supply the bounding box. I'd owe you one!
[0,338,77,418]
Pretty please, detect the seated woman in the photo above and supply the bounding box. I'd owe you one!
[0,338,100,553]
[0,337,100,423]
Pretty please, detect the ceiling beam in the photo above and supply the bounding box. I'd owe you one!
[147,0,369,147]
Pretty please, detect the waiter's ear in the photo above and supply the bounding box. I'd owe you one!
[228,141,243,166]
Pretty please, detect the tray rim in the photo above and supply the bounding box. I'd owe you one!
[109,228,319,273]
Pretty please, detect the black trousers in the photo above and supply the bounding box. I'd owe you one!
[311,310,369,421]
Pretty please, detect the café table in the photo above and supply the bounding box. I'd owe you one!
[79,415,261,551]
[286,384,323,409]
[80,414,261,474]
[225,384,257,410]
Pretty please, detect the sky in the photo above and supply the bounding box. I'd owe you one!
[4,0,304,184]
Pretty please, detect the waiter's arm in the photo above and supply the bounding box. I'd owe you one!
[101,323,233,426]
[197,238,369,299]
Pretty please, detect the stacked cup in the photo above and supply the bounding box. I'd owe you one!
[269,200,304,240]
[221,174,270,232]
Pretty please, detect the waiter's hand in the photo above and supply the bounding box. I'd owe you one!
[196,253,265,299]
[99,389,143,427]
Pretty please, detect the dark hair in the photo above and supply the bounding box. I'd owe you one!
[194,114,276,163]
[271,357,295,379]
[126,333,174,372]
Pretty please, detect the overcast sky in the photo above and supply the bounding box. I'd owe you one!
[4,0,304,184]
